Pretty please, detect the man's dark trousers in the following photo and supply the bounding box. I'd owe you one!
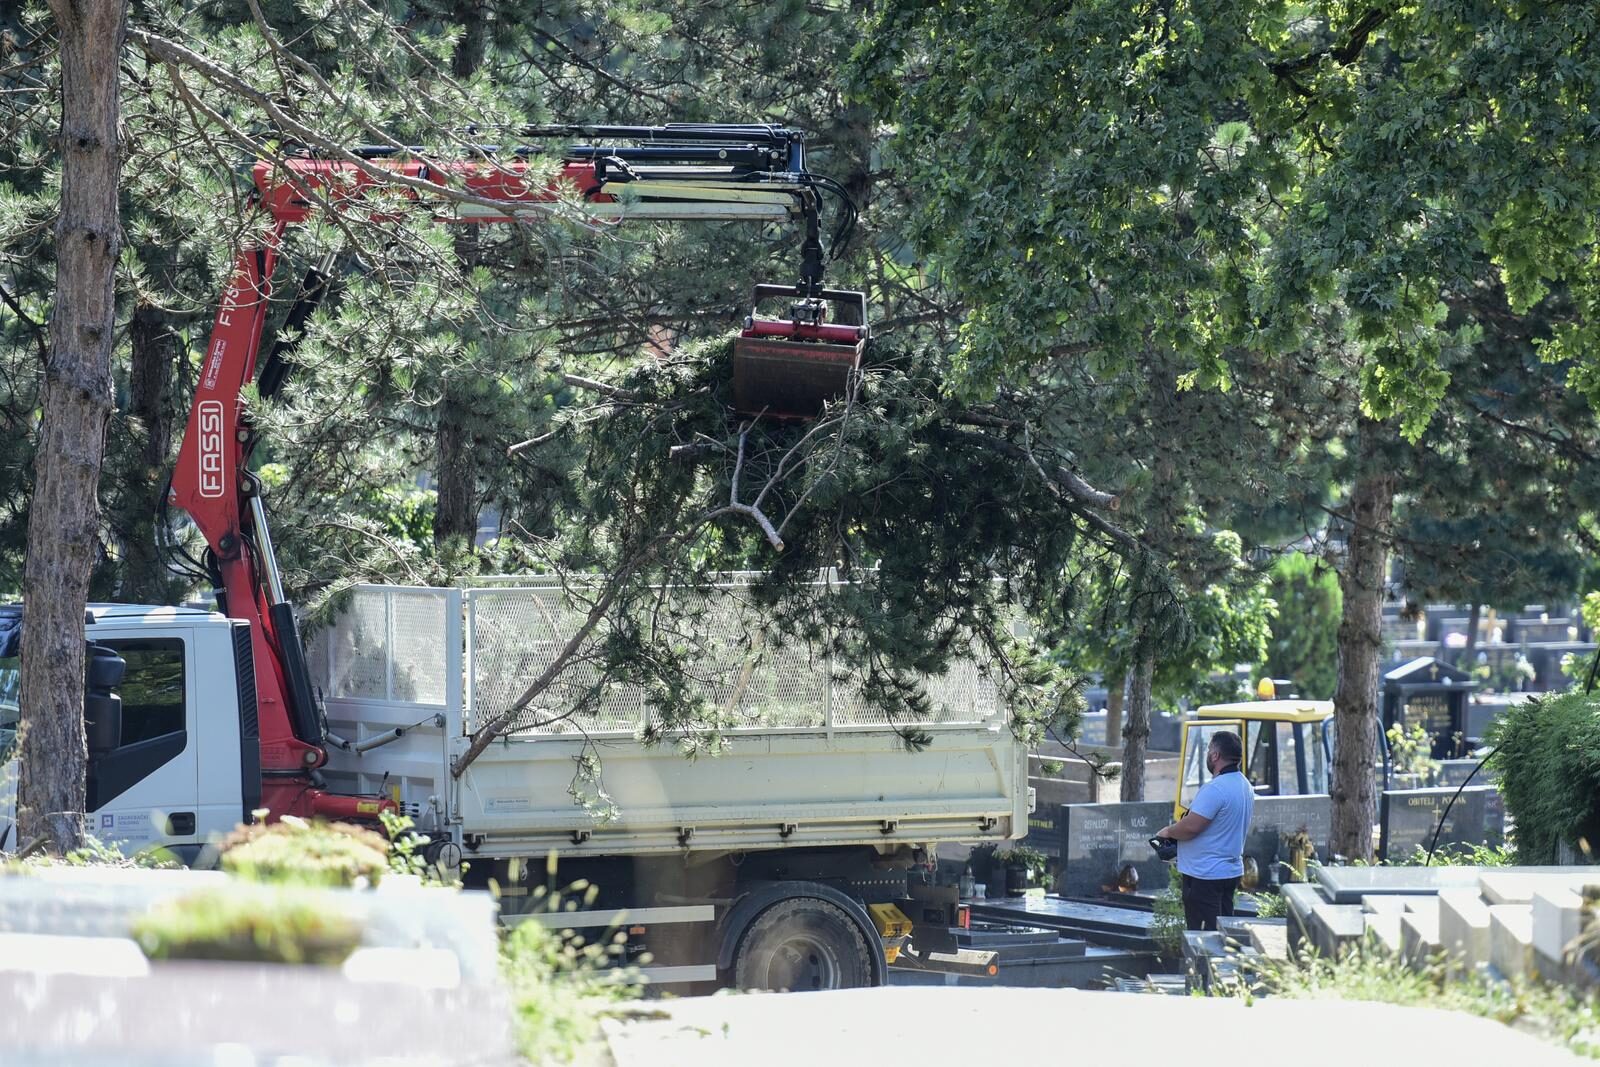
[1181,873,1240,931]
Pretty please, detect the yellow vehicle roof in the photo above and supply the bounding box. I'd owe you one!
[1195,699,1335,723]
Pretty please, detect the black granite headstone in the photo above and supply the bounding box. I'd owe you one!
[1056,794,1336,898]
[1378,786,1503,862]
[1022,803,1068,887]
[1060,801,1172,898]
[1244,795,1333,888]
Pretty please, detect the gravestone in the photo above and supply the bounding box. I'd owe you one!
[1059,801,1172,898]
[1022,803,1068,881]
[1054,794,1336,899]
[1431,763,1507,834]
[1244,795,1333,889]
[1378,786,1504,862]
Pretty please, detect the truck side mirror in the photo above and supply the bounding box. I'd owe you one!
[84,643,124,754]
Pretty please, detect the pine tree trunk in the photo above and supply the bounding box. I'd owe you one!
[18,0,126,853]
[1120,652,1154,801]
[432,390,478,548]
[1103,670,1125,748]
[1329,431,1395,862]
[113,304,176,601]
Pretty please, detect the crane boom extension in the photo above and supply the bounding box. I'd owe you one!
[167,124,858,821]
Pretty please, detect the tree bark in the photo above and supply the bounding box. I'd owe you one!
[1103,669,1125,748]
[1329,429,1395,862]
[1119,652,1154,801]
[432,385,479,548]
[112,304,177,601]
[18,0,126,853]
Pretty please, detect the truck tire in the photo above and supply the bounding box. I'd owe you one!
[731,896,875,991]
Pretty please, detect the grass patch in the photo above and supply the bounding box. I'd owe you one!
[132,884,362,965]
[1226,942,1600,1059]
[218,817,390,887]
[502,893,649,1064]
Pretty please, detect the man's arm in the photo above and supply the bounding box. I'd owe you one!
[1157,810,1213,841]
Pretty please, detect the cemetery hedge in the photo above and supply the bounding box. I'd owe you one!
[1488,690,1600,864]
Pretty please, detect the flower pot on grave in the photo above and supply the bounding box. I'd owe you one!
[1005,863,1028,896]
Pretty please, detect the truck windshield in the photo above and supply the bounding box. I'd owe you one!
[0,655,18,761]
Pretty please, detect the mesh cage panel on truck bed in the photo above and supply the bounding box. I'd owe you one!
[462,574,1002,737]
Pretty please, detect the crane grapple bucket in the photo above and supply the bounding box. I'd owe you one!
[733,285,869,419]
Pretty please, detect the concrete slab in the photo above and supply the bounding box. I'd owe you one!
[1481,870,1600,906]
[1309,902,1366,958]
[1401,912,1442,968]
[1490,905,1534,981]
[0,962,518,1067]
[1280,882,1324,956]
[0,933,150,978]
[601,987,1591,1066]
[1437,889,1492,975]
[1249,922,1289,961]
[1364,913,1403,955]
[1360,895,1411,915]
[1404,896,1441,918]
[1532,888,1586,968]
[0,867,503,986]
[1314,865,1483,904]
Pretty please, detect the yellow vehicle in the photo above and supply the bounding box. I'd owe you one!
[1173,700,1335,820]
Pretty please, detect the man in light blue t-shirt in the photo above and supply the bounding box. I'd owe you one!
[1155,730,1253,930]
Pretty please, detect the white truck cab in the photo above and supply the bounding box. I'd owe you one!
[0,605,255,862]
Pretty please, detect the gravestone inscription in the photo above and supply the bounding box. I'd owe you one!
[1243,795,1332,888]
[1378,786,1503,862]
[1055,794,1336,898]
[1060,801,1171,897]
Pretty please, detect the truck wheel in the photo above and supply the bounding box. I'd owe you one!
[732,897,875,991]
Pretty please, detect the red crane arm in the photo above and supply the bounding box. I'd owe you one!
[167,125,853,821]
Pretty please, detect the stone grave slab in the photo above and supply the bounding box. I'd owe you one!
[1280,882,1324,957]
[1378,786,1503,862]
[0,933,150,978]
[1435,760,1490,788]
[1401,912,1442,967]
[1363,913,1403,954]
[1248,921,1289,961]
[1404,896,1440,919]
[1206,949,1260,992]
[1490,905,1534,981]
[1480,870,1600,906]
[1315,865,1482,904]
[1309,903,1366,957]
[1244,795,1333,886]
[1437,889,1492,975]
[0,866,503,986]
[1058,801,1171,898]
[1532,888,1585,969]
[1361,895,1411,915]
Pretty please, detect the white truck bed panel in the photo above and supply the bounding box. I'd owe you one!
[453,726,1025,854]
[312,582,1028,856]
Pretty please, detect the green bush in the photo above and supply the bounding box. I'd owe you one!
[502,885,643,1063]
[1150,866,1186,956]
[132,886,361,965]
[1488,690,1600,864]
[1261,552,1342,699]
[219,817,391,887]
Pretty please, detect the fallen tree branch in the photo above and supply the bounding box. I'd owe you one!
[723,428,784,551]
